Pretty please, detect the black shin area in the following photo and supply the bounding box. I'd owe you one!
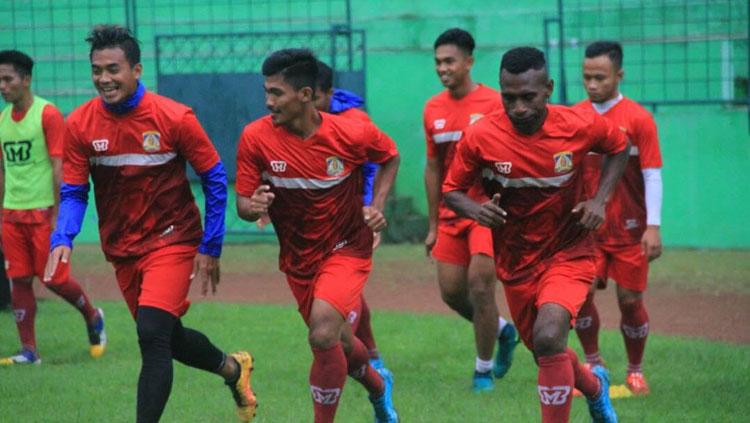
[136,306,177,423]
[171,318,226,374]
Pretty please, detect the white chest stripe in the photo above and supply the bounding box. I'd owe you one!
[261,171,351,189]
[433,131,463,144]
[89,153,177,167]
[481,167,575,188]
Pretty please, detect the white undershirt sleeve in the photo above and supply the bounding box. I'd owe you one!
[642,168,662,226]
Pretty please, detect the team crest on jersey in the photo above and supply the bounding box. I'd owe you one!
[434,119,446,129]
[92,139,109,152]
[270,160,287,173]
[142,131,161,152]
[553,151,574,174]
[494,161,512,174]
[326,156,345,176]
[469,113,484,125]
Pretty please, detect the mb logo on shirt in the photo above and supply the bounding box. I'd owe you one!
[494,161,512,174]
[2,140,31,163]
[553,151,573,174]
[92,139,109,152]
[270,160,287,173]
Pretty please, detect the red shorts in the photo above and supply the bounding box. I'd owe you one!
[432,219,493,266]
[503,256,595,350]
[285,254,372,330]
[112,244,197,319]
[1,219,70,284]
[594,243,648,292]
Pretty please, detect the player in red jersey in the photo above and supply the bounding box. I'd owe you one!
[423,28,518,392]
[0,50,106,366]
[313,60,389,372]
[443,47,630,422]
[43,25,256,422]
[236,49,399,423]
[573,41,663,396]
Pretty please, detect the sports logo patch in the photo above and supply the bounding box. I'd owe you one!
[495,161,512,175]
[311,386,342,405]
[270,160,287,173]
[624,218,638,230]
[575,316,593,329]
[469,113,484,125]
[13,309,26,322]
[142,131,161,152]
[538,385,571,405]
[326,156,344,176]
[622,323,649,339]
[92,139,109,152]
[347,310,358,324]
[553,151,573,174]
[434,119,446,129]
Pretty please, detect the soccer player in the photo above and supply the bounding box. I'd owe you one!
[443,47,629,422]
[43,25,256,422]
[573,41,663,395]
[314,59,387,371]
[236,49,399,423]
[0,50,106,366]
[423,28,518,392]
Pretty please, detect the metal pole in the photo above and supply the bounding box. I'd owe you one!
[747,0,749,133]
[346,0,353,71]
[557,0,567,104]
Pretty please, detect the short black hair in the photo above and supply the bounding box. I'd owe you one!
[434,28,475,55]
[0,50,33,77]
[262,48,319,91]
[585,41,623,69]
[86,24,141,66]
[316,60,333,92]
[500,47,546,75]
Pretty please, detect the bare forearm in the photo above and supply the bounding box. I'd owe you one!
[370,155,400,211]
[594,141,631,204]
[236,197,261,222]
[444,190,481,220]
[424,161,441,230]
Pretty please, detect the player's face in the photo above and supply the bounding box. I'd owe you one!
[583,55,623,103]
[434,44,473,90]
[313,86,333,113]
[500,68,553,135]
[264,74,311,126]
[0,64,31,105]
[91,47,142,105]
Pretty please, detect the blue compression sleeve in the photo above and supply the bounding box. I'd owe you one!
[362,161,379,206]
[50,183,89,249]
[197,161,227,257]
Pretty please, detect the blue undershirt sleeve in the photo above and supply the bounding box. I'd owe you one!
[50,183,89,249]
[197,161,227,257]
[361,161,379,206]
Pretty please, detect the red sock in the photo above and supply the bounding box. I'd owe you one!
[346,336,384,396]
[310,343,347,423]
[619,299,649,373]
[355,297,379,358]
[565,348,600,397]
[574,293,602,365]
[11,279,37,352]
[537,353,574,423]
[45,277,97,324]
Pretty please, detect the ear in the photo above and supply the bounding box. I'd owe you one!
[616,67,624,82]
[466,54,475,68]
[298,86,314,102]
[545,78,555,100]
[22,74,32,89]
[133,63,143,80]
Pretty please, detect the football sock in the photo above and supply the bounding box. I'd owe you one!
[11,279,37,352]
[170,319,225,373]
[355,298,379,359]
[574,292,602,365]
[346,336,384,396]
[537,352,574,423]
[135,306,177,423]
[620,298,649,374]
[475,357,493,373]
[310,343,347,423]
[565,348,601,397]
[45,276,98,323]
[497,316,508,335]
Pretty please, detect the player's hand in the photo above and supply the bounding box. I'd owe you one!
[256,213,272,230]
[249,185,275,215]
[363,206,387,232]
[476,193,507,228]
[572,199,606,230]
[424,228,437,256]
[44,245,71,282]
[641,225,662,262]
[372,231,382,249]
[191,253,221,296]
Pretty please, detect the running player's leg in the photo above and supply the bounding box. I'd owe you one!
[610,244,650,394]
[308,298,349,423]
[433,227,473,320]
[355,296,381,364]
[574,248,607,366]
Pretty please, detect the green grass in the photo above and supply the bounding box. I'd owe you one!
[1,300,749,422]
